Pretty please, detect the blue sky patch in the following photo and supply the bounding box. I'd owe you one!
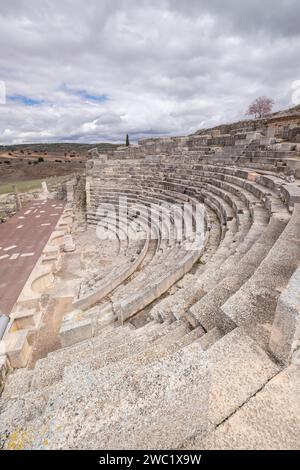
[8,94,44,106]
[61,83,108,103]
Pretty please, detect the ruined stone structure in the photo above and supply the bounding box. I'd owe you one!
[0,120,300,449]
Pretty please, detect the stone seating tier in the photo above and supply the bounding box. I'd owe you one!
[1,149,299,450]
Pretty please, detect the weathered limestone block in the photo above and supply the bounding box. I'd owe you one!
[0,352,11,394]
[60,317,93,348]
[11,308,41,331]
[192,366,300,450]
[269,267,300,364]
[4,330,31,368]
[286,158,300,178]
[66,181,74,203]
[63,234,76,253]
[41,181,49,200]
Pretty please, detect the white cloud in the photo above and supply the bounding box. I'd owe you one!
[0,0,300,144]
[291,80,300,106]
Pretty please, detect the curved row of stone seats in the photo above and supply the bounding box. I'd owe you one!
[88,192,186,280]
[96,159,292,334]
[123,161,289,229]
[90,188,205,251]
[141,159,285,200]
[88,207,149,256]
[94,158,284,213]
[146,193,269,322]
[61,185,207,340]
[84,212,148,280]
[72,209,151,311]
[0,324,280,449]
[141,163,296,344]
[112,153,285,175]
[147,178,251,246]
[102,175,239,228]
[149,171,271,251]
[188,206,292,332]
[89,191,177,253]
[198,155,288,173]
[89,186,206,260]
[89,162,272,266]
[100,183,242,284]
[149,193,288,332]
[75,191,180,316]
[86,172,251,326]
[90,171,245,245]
[89,165,260,272]
[110,219,206,323]
[27,319,194,393]
[269,264,300,365]
[221,203,300,350]
[92,161,286,241]
[1,152,299,448]
[0,318,194,401]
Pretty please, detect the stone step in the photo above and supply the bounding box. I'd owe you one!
[222,203,300,349]
[30,321,184,391]
[0,328,279,449]
[189,213,289,332]
[0,368,33,403]
[185,365,300,450]
[197,327,224,350]
[0,321,191,430]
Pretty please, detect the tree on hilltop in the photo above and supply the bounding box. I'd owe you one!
[247,96,274,119]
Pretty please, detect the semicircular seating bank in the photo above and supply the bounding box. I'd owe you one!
[1,129,300,450]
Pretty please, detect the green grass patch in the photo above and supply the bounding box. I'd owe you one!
[0,176,69,195]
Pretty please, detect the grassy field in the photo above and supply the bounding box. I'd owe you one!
[0,175,69,195]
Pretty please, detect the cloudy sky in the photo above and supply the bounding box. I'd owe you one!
[0,0,300,144]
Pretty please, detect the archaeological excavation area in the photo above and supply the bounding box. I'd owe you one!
[0,117,300,450]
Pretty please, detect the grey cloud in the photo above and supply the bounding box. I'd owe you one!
[0,0,300,144]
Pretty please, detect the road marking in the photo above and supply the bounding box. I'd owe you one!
[18,216,25,219]
[3,245,17,251]
[10,253,20,260]
[35,215,41,218]
[24,210,31,215]
[41,223,51,226]
[17,225,24,229]
[0,254,9,260]
[21,252,35,257]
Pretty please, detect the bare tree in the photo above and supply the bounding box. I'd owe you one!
[247,96,274,119]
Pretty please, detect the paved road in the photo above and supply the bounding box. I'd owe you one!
[0,199,64,316]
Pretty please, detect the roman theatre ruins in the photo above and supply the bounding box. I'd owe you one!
[0,117,300,449]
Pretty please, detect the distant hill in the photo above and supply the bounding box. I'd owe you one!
[0,142,120,153]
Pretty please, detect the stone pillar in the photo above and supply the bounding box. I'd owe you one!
[66,182,74,203]
[85,180,91,210]
[63,234,76,252]
[41,181,49,200]
[13,185,22,211]
[42,181,48,193]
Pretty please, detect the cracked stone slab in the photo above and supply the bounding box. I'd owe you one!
[185,365,300,450]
